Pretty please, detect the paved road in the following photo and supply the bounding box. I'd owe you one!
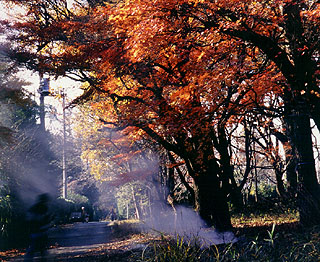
[49,221,111,248]
[11,221,112,261]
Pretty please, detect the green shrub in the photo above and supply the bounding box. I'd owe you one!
[0,192,29,250]
[67,192,89,208]
[108,219,145,238]
[0,194,11,237]
[50,197,75,224]
[258,184,277,199]
[50,194,90,224]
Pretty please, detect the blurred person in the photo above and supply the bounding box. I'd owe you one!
[24,193,52,262]
[81,206,88,223]
[110,208,116,221]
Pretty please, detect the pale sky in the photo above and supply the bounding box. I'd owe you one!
[0,2,26,21]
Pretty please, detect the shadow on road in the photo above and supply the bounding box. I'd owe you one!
[45,221,112,260]
[49,222,111,248]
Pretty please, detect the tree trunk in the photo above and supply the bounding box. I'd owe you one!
[285,147,298,196]
[290,113,320,225]
[283,117,298,195]
[194,163,232,232]
[216,126,243,210]
[275,168,286,198]
[126,203,129,219]
[132,187,142,220]
[168,152,196,205]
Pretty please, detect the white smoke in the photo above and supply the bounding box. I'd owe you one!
[142,204,237,247]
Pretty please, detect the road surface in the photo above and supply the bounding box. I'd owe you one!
[11,221,112,261]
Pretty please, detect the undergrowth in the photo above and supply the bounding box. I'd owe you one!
[138,225,320,262]
[108,219,145,238]
[132,209,319,262]
[108,210,319,262]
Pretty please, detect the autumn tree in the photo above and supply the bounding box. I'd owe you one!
[4,0,320,230]
[0,0,273,232]
[164,0,320,225]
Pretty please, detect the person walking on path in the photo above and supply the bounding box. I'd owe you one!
[81,207,89,223]
[24,193,52,262]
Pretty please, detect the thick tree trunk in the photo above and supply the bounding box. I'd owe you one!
[283,117,298,195]
[285,148,298,196]
[194,165,232,232]
[216,126,243,210]
[290,114,320,225]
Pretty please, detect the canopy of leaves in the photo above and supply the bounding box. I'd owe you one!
[4,1,320,228]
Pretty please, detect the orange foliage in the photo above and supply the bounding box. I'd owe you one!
[4,0,320,178]
[108,169,156,186]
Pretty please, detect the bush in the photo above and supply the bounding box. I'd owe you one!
[51,197,75,224]
[0,194,11,237]
[67,192,89,208]
[108,219,145,238]
[0,192,29,250]
[50,194,92,224]
[258,184,278,199]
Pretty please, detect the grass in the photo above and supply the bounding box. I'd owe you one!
[231,208,299,228]
[2,213,319,261]
[140,234,206,262]
[110,210,320,262]
[136,224,320,261]
[108,219,146,239]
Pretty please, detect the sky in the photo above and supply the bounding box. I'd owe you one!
[0,2,26,20]
[0,0,76,19]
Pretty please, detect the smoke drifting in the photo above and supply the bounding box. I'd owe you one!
[6,127,60,207]
[143,204,237,247]
[18,167,57,205]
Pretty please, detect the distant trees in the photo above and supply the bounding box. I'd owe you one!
[3,0,320,231]
[72,103,164,219]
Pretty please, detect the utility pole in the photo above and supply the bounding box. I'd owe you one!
[38,74,50,130]
[61,89,67,199]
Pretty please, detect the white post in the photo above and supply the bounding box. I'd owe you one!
[62,89,67,199]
